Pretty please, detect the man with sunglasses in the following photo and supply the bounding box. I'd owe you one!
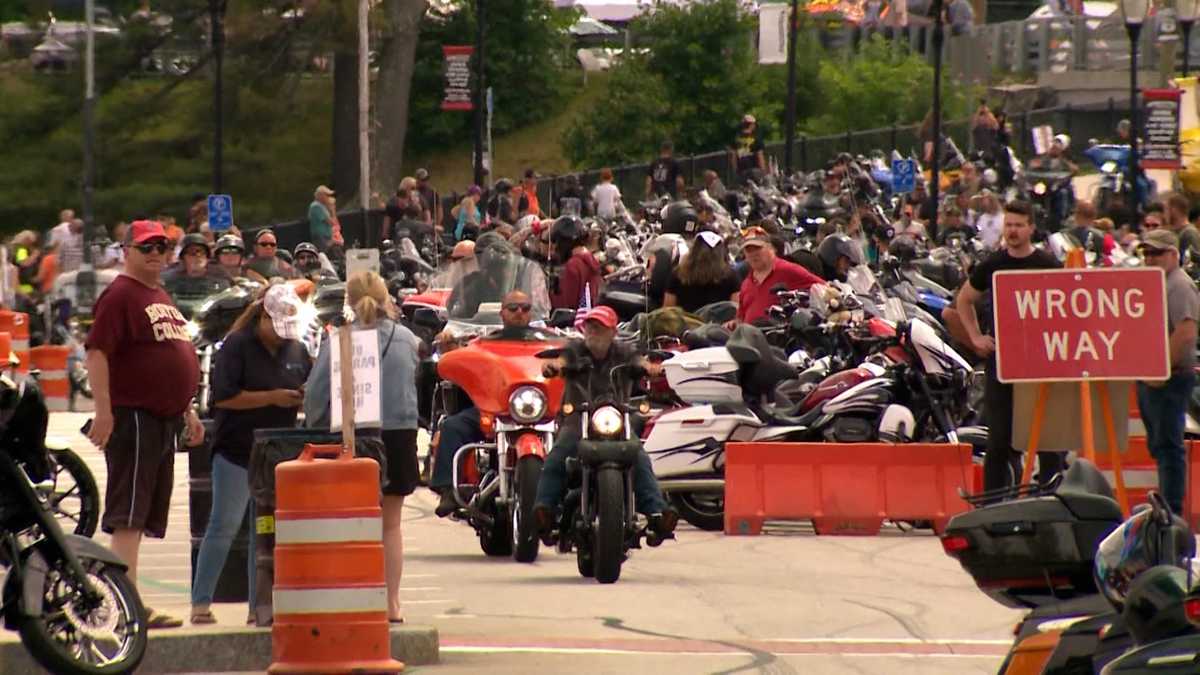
[161,233,232,310]
[85,220,205,629]
[244,230,295,282]
[431,290,541,517]
[1137,229,1200,515]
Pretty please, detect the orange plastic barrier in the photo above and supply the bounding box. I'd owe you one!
[0,311,31,373]
[269,444,403,674]
[724,442,973,536]
[30,345,70,412]
[0,332,13,370]
[1092,438,1193,521]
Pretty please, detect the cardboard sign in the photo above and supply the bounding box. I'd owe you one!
[330,328,381,431]
[345,248,380,280]
[993,268,1169,382]
[1031,125,1054,156]
[1142,88,1183,170]
[441,45,473,111]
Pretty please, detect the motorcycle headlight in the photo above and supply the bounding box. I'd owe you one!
[1101,161,1118,174]
[508,386,547,424]
[1033,182,1047,196]
[184,320,201,341]
[590,405,625,438]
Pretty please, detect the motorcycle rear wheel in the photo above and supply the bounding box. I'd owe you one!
[17,556,148,675]
[672,492,724,532]
[48,448,100,537]
[511,456,542,563]
[576,544,595,578]
[593,469,626,584]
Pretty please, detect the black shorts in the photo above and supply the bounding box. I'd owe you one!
[101,407,182,539]
[381,429,419,497]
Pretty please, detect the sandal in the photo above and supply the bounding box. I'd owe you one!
[190,609,217,625]
[147,608,184,629]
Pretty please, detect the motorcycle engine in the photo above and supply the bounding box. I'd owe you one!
[825,416,875,443]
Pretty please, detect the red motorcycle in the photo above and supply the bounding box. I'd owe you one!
[435,329,566,561]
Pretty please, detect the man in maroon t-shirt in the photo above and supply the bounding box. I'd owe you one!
[85,219,203,629]
[731,226,823,325]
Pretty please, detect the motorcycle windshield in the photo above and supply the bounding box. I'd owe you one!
[445,243,550,323]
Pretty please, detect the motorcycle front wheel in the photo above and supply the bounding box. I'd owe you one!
[48,448,100,537]
[593,469,626,584]
[17,556,148,675]
[511,456,542,563]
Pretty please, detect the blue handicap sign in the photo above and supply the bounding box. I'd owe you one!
[207,194,233,232]
[891,159,917,194]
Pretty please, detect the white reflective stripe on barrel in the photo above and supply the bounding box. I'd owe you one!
[38,370,67,380]
[275,517,382,545]
[273,586,386,614]
[11,340,28,349]
[45,399,68,412]
[1128,418,1146,437]
[1101,469,1159,490]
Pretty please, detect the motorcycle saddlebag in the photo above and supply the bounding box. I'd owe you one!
[663,347,742,405]
[942,460,1122,609]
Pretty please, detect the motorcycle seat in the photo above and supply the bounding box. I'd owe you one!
[1055,459,1122,522]
[726,324,798,398]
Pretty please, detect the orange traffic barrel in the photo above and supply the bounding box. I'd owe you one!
[31,345,70,412]
[0,332,13,370]
[0,311,31,373]
[269,444,403,674]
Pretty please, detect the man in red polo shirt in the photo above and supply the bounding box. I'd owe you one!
[732,226,823,325]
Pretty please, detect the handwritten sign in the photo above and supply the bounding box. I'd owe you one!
[441,45,473,112]
[330,328,382,431]
[1142,88,1182,170]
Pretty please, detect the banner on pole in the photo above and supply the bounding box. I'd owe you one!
[1142,88,1182,170]
[758,3,789,65]
[441,45,473,111]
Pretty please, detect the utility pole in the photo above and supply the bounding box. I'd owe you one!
[783,0,799,175]
[358,0,371,243]
[82,0,95,265]
[929,0,945,238]
[473,0,486,187]
[211,0,225,193]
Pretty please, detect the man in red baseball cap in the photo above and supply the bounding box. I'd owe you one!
[534,304,678,539]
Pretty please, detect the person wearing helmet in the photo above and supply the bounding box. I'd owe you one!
[816,233,864,283]
[214,235,245,278]
[292,242,325,280]
[244,229,295,282]
[162,233,232,312]
[548,216,602,311]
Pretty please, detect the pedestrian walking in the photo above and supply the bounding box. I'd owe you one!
[190,283,311,625]
[1137,229,1199,515]
[948,201,1064,493]
[49,216,85,274]
[453,185,483,240]
[309,185,341,252]
[304,271,421,623]
[647,141,685,199]
[730,115,766,184]
[518,169,545,219]
[415,168,440,227]
[85,219,204,629]
[591,168,623,220]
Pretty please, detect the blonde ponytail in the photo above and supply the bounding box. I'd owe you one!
[346,271,397,327]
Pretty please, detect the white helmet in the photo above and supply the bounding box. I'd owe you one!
[1053,133,1071,151]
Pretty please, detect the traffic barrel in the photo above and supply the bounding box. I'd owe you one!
[31,345,70,412]
[0,311,31,373]
[0,332,13,371]
[269,444,403,674]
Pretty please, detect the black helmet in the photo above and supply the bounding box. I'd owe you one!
[662,201,699,236]
[179,233,211,257]
[889,235,919,262]
[550,216,587,263]
[294,242,319,258]
[816,233,863,276]
[215,234,244,255]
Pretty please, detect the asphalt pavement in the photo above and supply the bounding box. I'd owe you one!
[31,410,1027,674]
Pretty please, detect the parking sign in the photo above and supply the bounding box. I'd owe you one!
[207,194,233,232]
[891,159,916,194]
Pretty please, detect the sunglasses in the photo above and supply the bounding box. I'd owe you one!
[1142,248,1170,258]
[184,248,208,258]
[1144,221,1163,230]
[503,303,532,312]
[132,241,169,255]
[257,241,277,248]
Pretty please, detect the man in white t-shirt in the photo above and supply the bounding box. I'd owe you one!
[591,168,623,220]
[49,216,85,273]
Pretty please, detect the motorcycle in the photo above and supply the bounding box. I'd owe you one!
[535,347,670,584]
[434,328,566,561]
[1021,167,1075,233]
[1082,141,1157,219]
[1,374,148,674]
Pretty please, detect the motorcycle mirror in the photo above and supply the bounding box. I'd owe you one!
[412,307,443,331]
[535,347,565,360]
[770,283,789,295]
[646,350,673,363]
[547,308,576,329]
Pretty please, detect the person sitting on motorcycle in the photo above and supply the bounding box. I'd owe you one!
[548,216,602,311]
[244,229,295,282]
[533,305,678,538]
[214,234,245,279]
[293,242,336,283]
[816,232,863,283]
[935,201,976,246]
[162,233,233,298]
[1065,200,1106,258]
[431,290,542,516]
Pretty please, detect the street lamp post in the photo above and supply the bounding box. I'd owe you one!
[929,0,945,238]
[211,0,226,194]
[1179,0,1198,76]
[473,0,486,188]
[1121,0,1149,226]
[783,0,799,175]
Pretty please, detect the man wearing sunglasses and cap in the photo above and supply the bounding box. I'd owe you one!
[727,226,823,328]
[1137,229,1200,515]
[85,220,205,629]
[244,229,295,282]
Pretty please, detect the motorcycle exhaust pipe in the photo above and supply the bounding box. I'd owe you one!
[659,479,725,493]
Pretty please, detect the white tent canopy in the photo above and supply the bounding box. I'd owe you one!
[555,0,653,23]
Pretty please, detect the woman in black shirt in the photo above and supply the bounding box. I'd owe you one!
[662,231,740,314]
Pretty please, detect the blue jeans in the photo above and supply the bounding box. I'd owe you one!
[191,453,256,607]
[432,406,482,489]
[535,428,667,515]
[1137,370,1196,515]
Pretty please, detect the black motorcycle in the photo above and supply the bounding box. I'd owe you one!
[537,349,669,584]
[1,376,147,674]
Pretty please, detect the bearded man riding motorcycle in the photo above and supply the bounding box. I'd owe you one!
[533,306,678,538]
[161,233,233,312]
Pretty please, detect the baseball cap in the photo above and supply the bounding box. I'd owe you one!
[697,230,724,249]
[126,220,168,245]
[315,185,335,197]
[415,168,430,181]
[263,284,306,341]
[582,305,618,330]
[741,226,771,250]
[742,114,756,125]
[1140,229,1180,253]
[450,240,475,261]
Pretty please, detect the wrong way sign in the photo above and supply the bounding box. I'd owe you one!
[993,268,1169,383]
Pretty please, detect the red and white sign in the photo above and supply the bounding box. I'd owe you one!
[993,268,1169,383]
[441,45,474,112]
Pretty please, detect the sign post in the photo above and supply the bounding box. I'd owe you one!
[992,255,1170,514]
